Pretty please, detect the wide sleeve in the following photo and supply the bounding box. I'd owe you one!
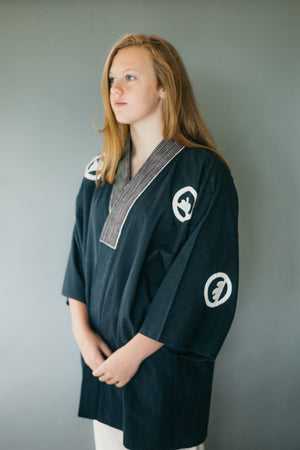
[62,166,99,304]
[139,163,239,361]
[62,181,86,303]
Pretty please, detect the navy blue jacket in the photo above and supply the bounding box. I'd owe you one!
[62,139,239,450]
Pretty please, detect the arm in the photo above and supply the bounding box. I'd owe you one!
[126,332,164,360]
[138,163,239,361]
[92,332,164,388]
[69,298,112,371]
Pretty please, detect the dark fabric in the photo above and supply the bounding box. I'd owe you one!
[62,143,239,450]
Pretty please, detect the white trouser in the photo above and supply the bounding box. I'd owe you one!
[93,420,205,450]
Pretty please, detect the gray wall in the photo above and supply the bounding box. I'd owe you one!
[1,1,299,449]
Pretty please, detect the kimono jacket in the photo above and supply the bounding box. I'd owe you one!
[62,138,239,450]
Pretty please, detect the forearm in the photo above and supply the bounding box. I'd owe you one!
[124,332,164,364]
[68,298,91,338]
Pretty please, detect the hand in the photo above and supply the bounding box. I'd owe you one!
[68,299,112,371]
[75,328,113,371]
[92,345,142,388]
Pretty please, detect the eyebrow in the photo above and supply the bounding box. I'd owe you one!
[109,67,143,76]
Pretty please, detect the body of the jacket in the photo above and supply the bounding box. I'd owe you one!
[62,140,239,450]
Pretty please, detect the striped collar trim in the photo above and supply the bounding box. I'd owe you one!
[100,139,184,249]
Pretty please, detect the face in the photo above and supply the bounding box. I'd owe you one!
[109,46,164,127]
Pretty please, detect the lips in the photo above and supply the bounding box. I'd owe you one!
[114,102,127,107]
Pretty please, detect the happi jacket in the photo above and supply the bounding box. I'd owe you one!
[62,138,239,450]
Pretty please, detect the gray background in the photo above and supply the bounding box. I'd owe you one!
[1,1,299,449]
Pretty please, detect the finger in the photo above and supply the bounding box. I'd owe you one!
[104,378,116,385]
[98,375,111,382]
[86,361,104,372]
[99,341,113,358]
[92,365,105,377]
[97,374,116,385]
[89,355,106,372]
[98,373,108,382]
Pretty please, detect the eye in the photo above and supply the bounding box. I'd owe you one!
[126,74,136,81]
[108,77,116,85]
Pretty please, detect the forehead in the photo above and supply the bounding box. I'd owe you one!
[109,46,154,74]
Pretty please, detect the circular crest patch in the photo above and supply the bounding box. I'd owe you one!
[84,155,102,181]
[204,272,232,308]
[172,186,197,222]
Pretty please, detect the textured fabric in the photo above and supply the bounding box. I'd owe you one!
[62,140,239,450]
[100,139,183,248]
[93,420,205,450]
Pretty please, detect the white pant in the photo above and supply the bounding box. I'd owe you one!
[93,420,205,450]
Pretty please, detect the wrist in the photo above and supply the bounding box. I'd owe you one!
[125,332,164,363]
[72,322,93,341]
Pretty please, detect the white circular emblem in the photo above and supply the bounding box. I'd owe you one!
[84,155,102,181]
[172,186,197,222]
[204,272,232,308]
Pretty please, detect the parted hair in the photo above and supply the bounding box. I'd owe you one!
[94,33,225,185]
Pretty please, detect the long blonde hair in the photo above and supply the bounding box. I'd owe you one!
[94,33,226,185]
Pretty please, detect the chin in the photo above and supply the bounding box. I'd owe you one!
[115,119,131,125]
[114,115,134,125]
[113,112,129,124]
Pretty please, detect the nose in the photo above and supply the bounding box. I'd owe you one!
[110,79,123,95]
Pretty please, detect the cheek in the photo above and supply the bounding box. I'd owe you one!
[140,86,161,105]
[148,83,163,101]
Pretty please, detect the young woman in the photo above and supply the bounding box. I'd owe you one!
[62,34,239,450]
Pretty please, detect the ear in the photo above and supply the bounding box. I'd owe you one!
[159,86,165,99]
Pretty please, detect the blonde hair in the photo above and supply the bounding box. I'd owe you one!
[94,33,226,185]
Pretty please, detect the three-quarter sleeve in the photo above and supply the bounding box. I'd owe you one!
[139,164,239,361]
[62,181,87,304]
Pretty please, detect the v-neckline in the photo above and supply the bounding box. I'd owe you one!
[109,136,167,211]
[102,138,184,249]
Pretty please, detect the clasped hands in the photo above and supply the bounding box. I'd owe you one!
[74,327,163,389]
[92,344,142,388]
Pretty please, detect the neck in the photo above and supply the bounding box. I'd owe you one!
[130,116,164,162]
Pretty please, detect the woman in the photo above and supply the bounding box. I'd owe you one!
[62,33,238,450]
